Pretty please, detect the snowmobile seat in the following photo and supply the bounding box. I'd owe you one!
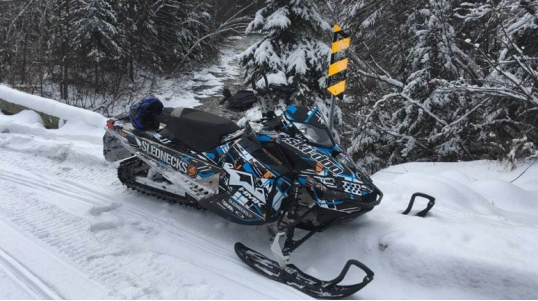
[160,107,240,152]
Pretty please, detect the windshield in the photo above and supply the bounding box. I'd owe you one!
[293,122,334,148]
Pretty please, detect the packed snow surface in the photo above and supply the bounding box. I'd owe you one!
[0,107,537,299]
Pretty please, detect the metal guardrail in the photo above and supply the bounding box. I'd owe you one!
[0,98,60,129]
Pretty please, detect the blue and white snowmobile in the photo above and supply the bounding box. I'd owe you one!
[103,82,434,299]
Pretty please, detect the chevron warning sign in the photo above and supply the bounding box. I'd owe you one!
[327,25,350,99]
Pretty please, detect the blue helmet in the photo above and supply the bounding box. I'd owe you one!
[129,96,164,131]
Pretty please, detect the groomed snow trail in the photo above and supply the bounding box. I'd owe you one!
[2,108,538,299]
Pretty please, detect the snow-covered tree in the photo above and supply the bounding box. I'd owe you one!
[73,0,123,64]
[0,0,249,103]
[72,0,124,90]
[448,0,538,165]
[240,0,332,105]
[348,0,465,170]
[345,0,538,172]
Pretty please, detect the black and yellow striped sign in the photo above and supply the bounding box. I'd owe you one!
[327,25,350,98]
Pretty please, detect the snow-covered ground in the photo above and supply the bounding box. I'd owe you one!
[1,104,537,299]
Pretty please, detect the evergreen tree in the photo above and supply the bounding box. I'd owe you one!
[349,0,465,170]
[240,0,332,105]
[73,0,123,64]
[72,0,124,90]
[345,0,537,172]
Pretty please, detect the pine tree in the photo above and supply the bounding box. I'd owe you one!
[73,0,123,63]
[345,0,537,172]
[72,0,124,90]
[350,0,458,169]
[240,0,332,105]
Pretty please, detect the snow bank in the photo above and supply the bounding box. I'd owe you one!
[374,160,538,217]
[0,85,106,128]
[0,110,104,145]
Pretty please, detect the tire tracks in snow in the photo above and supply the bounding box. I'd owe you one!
[0,218,112,300]
[0,170,306,299]
[0,171,237,259]
[0,247,63,300]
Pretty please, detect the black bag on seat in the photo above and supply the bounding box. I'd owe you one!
[220,90,257,112]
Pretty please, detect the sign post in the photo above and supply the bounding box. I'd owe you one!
[327,25,350,132]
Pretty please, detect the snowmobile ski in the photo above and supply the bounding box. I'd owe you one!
[234,243,374,299]
[402,192,436,217]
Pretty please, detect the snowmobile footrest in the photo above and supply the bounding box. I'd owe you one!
[234,243,374,299]
[402,192,436,217]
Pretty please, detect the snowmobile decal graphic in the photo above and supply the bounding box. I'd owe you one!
[132,136,220,184]
[139,139,191,173]
[280,137,344,174]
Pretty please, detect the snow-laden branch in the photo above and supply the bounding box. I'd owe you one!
[0,85,106,128]
[356,70,404,88]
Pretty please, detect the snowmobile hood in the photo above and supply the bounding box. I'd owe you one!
[277,134,381,211]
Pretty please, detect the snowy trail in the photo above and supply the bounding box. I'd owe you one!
[151,35,262,121]
[1,37,538,299]
[0,149,307,299]
[2,109,538,299]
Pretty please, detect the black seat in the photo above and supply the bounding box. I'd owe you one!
[160,107,240,152]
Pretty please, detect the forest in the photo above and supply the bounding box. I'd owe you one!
[1,0,537,172]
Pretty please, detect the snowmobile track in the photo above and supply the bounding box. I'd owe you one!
[117,156,210,207]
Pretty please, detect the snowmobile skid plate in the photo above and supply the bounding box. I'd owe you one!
[402,192,436,217]
[235,243,374,299]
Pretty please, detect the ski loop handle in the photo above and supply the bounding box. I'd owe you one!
[324,259,375,288]
[402,192,436,217]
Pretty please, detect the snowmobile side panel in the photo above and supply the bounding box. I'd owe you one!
[105,127,221,199]
[199,192,265,225]
[217,136,293,224]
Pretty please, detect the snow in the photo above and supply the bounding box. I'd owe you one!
[1,106,538,298]
[264,8,291,30]
[253,40,281,69]
[286,45,308,74]
[0,267,32,300]
[155,45,244,107]
[0,110,105,145]
[0,84,106,128]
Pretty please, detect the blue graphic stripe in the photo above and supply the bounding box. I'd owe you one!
[305,106,318,124]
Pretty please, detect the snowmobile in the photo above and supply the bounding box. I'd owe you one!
[102,80,434,299]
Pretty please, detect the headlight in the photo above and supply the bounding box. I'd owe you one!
[292,122,334,148]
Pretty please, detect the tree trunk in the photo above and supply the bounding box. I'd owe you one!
[61,0,71,100]
[21,33,28,85]
[95,63,98,92]
[129,56,134,82]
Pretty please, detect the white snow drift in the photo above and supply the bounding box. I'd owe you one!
[0,85,106,128]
